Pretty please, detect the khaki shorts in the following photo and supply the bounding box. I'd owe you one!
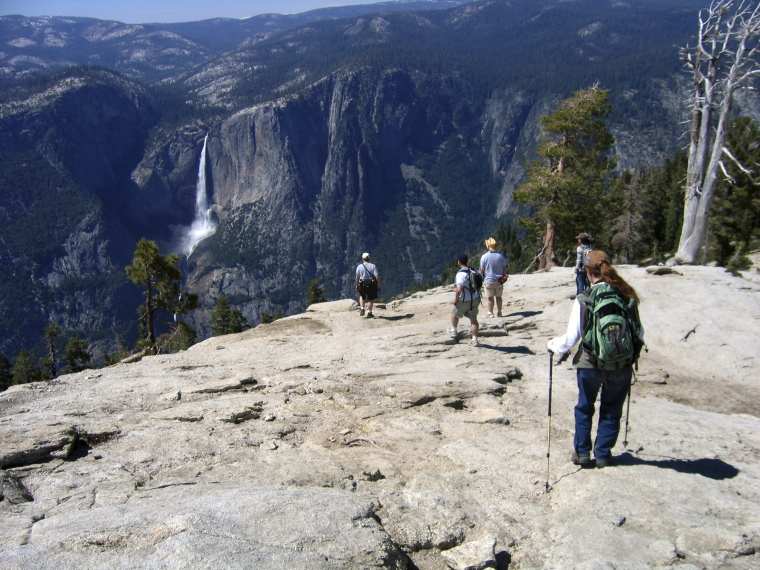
[484,282,504,299]
[451,300,479,320]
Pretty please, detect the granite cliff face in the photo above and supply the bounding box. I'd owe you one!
[173,69,542,331]
[0,70,159,355]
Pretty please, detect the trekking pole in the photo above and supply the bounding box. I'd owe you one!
[622,371,633,448]
[545,352,553,493]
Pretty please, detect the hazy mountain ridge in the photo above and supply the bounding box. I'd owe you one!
[3,0,750,358]
[0,1,470,82]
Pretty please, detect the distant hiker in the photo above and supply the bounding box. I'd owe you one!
[574,233,594,294]
[547,250,644,469]
[355,252,380,318]
[450,253,481,345]
[479,237,509,317]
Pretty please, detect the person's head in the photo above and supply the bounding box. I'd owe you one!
[362,252,370,261]
[583,250,640,303]
[576,232,591,245]
[457,253,469,267]
[485,237,497,252]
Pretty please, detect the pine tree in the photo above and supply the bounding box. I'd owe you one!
[210,296,248,336]
[12,350,41,385]
[514,86,616,269]
[305,279,327,305]
[125,239,198,353]
[41,322,62,380]
[709,116,760,270]
[63,338,91,374]
[610,169,646,264]
[0,353,12,391]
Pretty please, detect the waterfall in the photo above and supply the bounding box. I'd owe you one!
[183,135,216,256]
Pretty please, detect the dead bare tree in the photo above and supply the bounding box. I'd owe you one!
[671,0,760,265]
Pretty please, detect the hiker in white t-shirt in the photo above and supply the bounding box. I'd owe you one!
[479,237,508,317]
[355,252,380,318]
[450,253,480,345]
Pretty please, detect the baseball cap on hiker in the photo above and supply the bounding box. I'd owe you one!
[362,252,370,260]
[583,249,610,269]
[485,237,497,251]
[457,253,468,265]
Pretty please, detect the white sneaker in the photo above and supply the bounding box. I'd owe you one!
[449,328,458,338]
[486,312,494,318]
[470,337,479,346]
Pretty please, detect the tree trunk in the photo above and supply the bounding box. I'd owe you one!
[540,219,557,269]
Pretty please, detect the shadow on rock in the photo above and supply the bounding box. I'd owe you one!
[615,452,740,480]
[379,314,415,321]
[505,310,543,318]
[482,345,535,355]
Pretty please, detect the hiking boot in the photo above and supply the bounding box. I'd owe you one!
[449,328,458,339]
[366,311,374,318]
[359,308,365,316]
[595,457,612,468]
[570,451,593,468]
[497,311,503,317]
[486,312,494,318]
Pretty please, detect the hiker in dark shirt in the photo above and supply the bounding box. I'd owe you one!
[547,250,644,469]
[355,253,380,318]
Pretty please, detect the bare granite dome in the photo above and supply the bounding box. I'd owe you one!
[1,264,759,569]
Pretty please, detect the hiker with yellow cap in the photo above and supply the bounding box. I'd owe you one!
[478,237,509,318]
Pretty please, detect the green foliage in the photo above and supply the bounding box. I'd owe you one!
[125,239,198,352]
[62,338,91,374]
[102,334,130,366]
[209,296,249,336]
[42,323,62,380]
[260,310,284,325]
[0,353,13,391]
[709,117,760,271]
[156,322,198,354]
[12,350,41,385]
[305,279,328,305]
[514,87,617,266]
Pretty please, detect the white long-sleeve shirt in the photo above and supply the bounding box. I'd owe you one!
[547,283,645,357]
[547,298,583,356]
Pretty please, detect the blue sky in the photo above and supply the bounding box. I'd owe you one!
[0,1,390,23]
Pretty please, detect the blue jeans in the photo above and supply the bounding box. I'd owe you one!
[575,271,588,294]
[574,367,632,461]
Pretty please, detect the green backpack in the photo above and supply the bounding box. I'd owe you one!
[577,283,643,370]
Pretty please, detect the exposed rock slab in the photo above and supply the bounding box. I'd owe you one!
[1,267,759,568]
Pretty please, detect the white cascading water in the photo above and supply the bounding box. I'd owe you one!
[182,134,216,256]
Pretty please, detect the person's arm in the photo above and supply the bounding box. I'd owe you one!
[547,299,582,354]
[452,283,462,304]
[376,273,381,288]
[575,246,583,273]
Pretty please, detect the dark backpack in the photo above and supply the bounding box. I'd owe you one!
[577,283,643,370]
[457,268,483,308]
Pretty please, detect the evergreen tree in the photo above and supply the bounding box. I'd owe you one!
[514,86,616,269]
[209,296,248,336]
[157,322,198,353]
[12,350,41,385]
[260,309,284,324]
[0,352,12,391]
[125,239,198,353]
[610,169,646,264]
[305,279,327,305]
[63,337,91,374]
[709,116,760,270]
[41,322,62,380]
